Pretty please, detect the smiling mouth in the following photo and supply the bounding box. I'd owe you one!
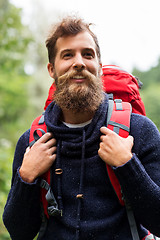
[71,75,86,82]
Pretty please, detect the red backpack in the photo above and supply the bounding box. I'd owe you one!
[29,65,155,240]
[44,65,145,114]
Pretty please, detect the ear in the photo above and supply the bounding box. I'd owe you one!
[99,62,103,76]
[47,63,55,79]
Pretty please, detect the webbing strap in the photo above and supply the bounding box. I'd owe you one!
[29,114,47,146]
[40,179,62,217]
[29,128,46,147]
[113,126,120,135]
[46,189,62,217]
[38,112,45,124]
[107,99,114,126]
[125,201,140,240]
[108,120,130,132]
[33,128,46,141]
[40,179,50,191]
[115,99,123,110]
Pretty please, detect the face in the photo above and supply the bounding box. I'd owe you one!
[48,31,101,81]
[47,31,103,113]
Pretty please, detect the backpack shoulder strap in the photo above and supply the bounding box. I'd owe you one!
[107,98,131,137]
[29,113,50,219]
[106,99,142,240]
[106,98,131,205]
[29,112,47,147]
[29,113,61,221]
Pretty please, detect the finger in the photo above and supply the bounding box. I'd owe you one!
[100,126,114,135]
[49,154,56,165]
[100,135,107,142]
[49,146,57,155]
[98,146,108,161]
[46,138,57,148]
[38,132,54,143]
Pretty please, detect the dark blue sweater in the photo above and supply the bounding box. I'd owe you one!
[3,95,160,240]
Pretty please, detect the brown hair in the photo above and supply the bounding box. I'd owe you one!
[45,16,101,65]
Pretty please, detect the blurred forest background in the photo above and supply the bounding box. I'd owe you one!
[1,0,160,239]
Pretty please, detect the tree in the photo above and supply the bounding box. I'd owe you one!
[0,0,33,238]
[0,0,33,142]
[140,84,160,130]
[132,59,160,131]
[132,58,160,89]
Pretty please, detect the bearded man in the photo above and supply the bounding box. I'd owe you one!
[3,16,160,240]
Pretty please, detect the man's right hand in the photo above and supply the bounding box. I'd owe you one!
[19,132,56,183]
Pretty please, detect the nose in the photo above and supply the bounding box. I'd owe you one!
[72,54,86,71]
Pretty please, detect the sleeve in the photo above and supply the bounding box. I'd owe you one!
[3,130,41,240]
[113,114,160,237]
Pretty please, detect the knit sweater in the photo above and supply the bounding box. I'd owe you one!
[3,94,160,240]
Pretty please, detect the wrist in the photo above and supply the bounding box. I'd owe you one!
[114,153,133,167]
[19,167,36,183]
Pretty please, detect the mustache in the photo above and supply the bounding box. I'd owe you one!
[57,69,97,87]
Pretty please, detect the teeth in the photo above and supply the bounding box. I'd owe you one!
[73,75,84,79]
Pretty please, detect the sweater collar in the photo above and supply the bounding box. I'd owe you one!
[44,93,109,140]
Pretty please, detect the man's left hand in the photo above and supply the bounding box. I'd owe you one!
[98,127,134,167]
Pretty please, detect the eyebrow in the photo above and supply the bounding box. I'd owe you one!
[60,48,96,57]
[83,48,96,54]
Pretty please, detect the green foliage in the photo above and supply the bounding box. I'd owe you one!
[140,84,160,130]
[0,0,32,74]
[0,0,33,144]
[0,145,13,240]
[132,58,160,89]
[132,59,160,131]
[0,71,29,142]
[0,0,33,239]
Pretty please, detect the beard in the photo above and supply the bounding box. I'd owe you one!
[53,69,104,114]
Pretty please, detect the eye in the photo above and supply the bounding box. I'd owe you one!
[83,51,94,59]
[63,53,73,59]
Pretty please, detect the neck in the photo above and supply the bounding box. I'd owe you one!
[61,110,95,124]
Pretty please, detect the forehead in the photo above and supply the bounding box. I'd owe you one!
[55,31,97,54]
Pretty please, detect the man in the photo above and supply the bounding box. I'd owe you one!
[3,16,160,240]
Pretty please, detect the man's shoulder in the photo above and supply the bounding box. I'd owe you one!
[131,112,146,121]
[16,129,30,148]
[13,129,31,170]
[131,113,155,126]
[130,113,159,137]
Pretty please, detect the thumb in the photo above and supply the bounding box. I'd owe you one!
[127,135,134,146]
[25,146,30,153]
